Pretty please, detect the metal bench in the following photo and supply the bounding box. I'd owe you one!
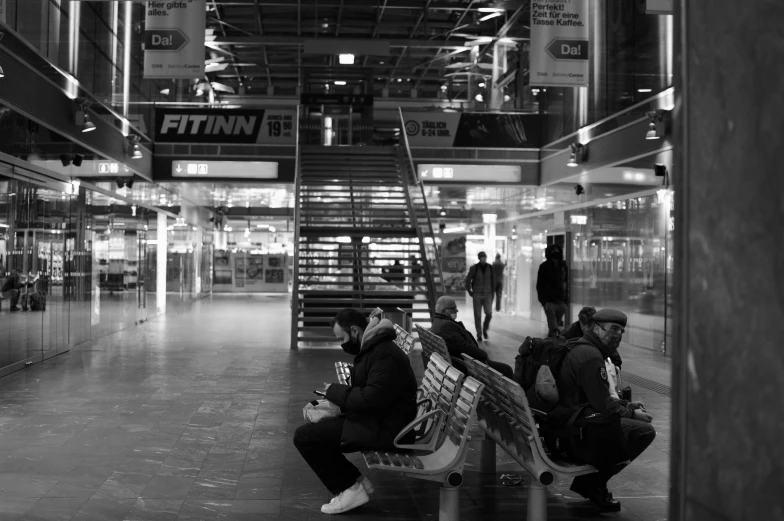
[363,375,485,521]
[398,353,464,453]
[414,324,450,363]
[461,354,597,521]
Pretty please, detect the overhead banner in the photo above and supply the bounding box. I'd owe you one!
[144,0,206,79]
[154,108,296,144]
[530,0,590,87]
[403,112,543,148]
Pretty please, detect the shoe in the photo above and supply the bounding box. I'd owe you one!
[358,475,375,495]
[483,329,489,339]
[571,483,621,512]
[476,336,483,342]
[321,482,370,514]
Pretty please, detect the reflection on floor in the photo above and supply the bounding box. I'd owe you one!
[0,295,668,520]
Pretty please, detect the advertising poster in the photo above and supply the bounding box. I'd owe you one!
[442,235,468,296]
[403,112,543,148]
[144,0,206,79]
[155,108,296,144]
[530,0,590,87]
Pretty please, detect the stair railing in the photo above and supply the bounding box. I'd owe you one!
[291,106,302,350]
[398,108,445,315]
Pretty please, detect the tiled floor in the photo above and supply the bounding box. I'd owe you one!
[0,295,670,520]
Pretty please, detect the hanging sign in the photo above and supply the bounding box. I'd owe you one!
[530,0,590,87]
[154,108,296,144]
[402,112,543,148]
[144,0,206,79]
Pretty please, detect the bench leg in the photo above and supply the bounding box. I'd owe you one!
[479,433,496,474]
[527,481,547,521]
[439,484,460,521]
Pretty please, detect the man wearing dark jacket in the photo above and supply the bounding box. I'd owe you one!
[430,295,514,379]
[1,269,22,312]
[492,253,506,312]
[564,306,622,368]
[465,251,496,341]
[556,309,655,511]
[536,244,569,337]
[293,309,418,515]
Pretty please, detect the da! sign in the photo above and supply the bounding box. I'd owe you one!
[530,0,590,87]
[144,0,206,79]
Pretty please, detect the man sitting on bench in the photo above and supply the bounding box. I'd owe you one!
[430,295,514,379]
[1,269,22,312]
[557,308,655,512]
[293,308,418,515]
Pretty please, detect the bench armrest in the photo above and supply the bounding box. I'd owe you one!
[393,409,444,449]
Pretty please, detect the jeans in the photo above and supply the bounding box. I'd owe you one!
[571,418,656,491]
[2,289,20,309]
[495,285,503,312]
[293,417,361,495]
[472,295,493,338]
[544,300,568,337]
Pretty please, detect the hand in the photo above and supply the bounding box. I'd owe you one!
[629,401,646,411]
[633,409,653,423]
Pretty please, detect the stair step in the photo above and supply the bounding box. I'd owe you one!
[300,228,417,238]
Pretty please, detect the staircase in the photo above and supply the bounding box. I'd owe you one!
[292,146,436,346]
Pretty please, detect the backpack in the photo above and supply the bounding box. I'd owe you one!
[29,291,46,311]
[514,336,573,412]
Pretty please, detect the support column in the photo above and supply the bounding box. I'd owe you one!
[670,1,784,520]
[482,213,497,258]
[156,212,167,315]
[526,481,547,521]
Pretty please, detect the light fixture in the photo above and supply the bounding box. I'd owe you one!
[338,54,355,65]
[638,88,652,93]
[72,154,84,167]
[475,93,484,102]
[334,80,346,86]
[567,142,586,167]
[127,135,143,159]
[60,154,71,167]
[74,98,96,133]
[478,82,486,88]
[477,7,505,12]
[646,109,665,140]
[0,65,4,78]
[479,12,503,21]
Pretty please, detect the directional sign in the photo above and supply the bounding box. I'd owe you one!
[545,39,589,61]
[144,29,190,52]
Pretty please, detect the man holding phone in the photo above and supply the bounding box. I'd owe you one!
[293,308,418,515]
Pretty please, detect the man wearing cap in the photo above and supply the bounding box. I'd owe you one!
[556,308,655,512]
[430,296,514,379]
[464,251,496,341]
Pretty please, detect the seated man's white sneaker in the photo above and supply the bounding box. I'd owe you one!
[359,475,375,495]
[321,482,370,514]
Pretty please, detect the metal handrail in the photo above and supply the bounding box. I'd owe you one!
[290,105,302,350]
[398,108,446,299]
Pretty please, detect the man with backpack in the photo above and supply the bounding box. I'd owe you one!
[556,309,655,511]
[536,244,568,337]
[465,251,496,341]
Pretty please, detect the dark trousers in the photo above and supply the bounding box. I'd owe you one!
[495,285,503,312]
[571,418,656,491]
[486,359,514,380]
[472,295,493,338]
[293,418,361,495]
[544,300,568,337]
[3,289,20,308]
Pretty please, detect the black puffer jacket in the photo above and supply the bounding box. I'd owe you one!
[536,244,568,304]
[326,318,418,452]
[430,313,489,362]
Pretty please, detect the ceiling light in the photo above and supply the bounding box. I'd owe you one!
[127,135,143,159]
[74,98,96,133]
[269,226,276,233]
[478,82,485,88]
[338,54,355,65]
[0,65,4,78]
[504,94,511,101]
[334,80,346,86]
[567,142,586,167]
[479,12,503,21]
[477,7,505,13]
[638,88,652,93]
[397,78,402,83]
[160,88,170,96]
[82,112,96,133]
[440,84,448,91]
[475,93,483,102]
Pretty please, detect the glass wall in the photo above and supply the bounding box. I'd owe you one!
[502,191,674,355]
[0,168,212,377]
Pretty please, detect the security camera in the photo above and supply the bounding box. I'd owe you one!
[654,164,667,177]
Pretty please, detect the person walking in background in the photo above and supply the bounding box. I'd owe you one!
[536,244,569,337]
[492,253,506,312]
[465,251,496,342]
